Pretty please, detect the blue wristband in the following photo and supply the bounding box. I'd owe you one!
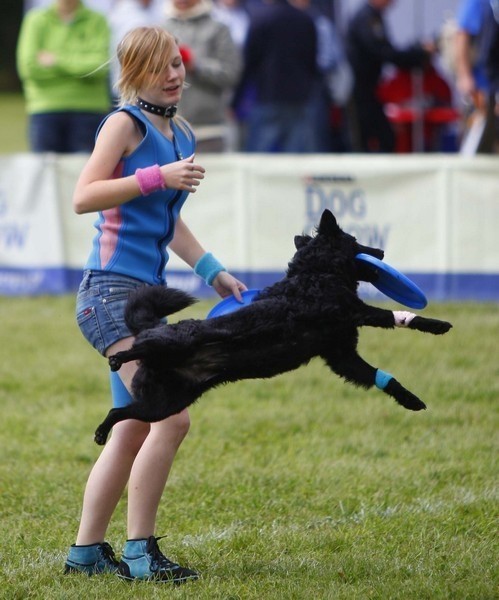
[194,252,226,286]
[375,369,393,390]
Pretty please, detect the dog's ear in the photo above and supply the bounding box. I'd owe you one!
[294,235,309,250]
[318,209,340,237]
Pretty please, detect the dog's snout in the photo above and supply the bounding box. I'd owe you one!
[358,244,384,260]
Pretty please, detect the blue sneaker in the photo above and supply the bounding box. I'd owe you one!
[118,536,198,583]
[64,541,119,575]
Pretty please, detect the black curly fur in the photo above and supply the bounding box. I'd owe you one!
[94,210,452,445]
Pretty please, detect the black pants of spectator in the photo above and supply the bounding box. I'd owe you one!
[477,92,499,154]
[29,111,108,153]
[351,92,395,153]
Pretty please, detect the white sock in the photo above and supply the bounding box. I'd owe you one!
[393,311,416,327]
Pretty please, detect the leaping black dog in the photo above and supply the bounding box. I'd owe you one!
[95,210,452,445]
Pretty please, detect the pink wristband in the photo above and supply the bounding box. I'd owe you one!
[135,164,166,196]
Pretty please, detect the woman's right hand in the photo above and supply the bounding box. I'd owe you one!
[160,154,205,193]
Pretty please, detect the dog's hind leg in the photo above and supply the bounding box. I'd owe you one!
[94,400,176,445]
[94,408,129,445]
[109,333,203,371]
[94,400,173,445]
[109,343,165,371]
[108,350,134,371]
[322,350,426,411]
[94,402,159,446]
[94,387,195,445]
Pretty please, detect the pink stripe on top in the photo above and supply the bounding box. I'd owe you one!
[99,162,124,269]
[99,206,123,269]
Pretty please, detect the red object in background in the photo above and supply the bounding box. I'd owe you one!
[179,45,193,68]
[377,65,460,152]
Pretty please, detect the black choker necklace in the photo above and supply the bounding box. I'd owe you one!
[136,98,177,118]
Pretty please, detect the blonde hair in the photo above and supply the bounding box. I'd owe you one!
[116,27,191,136]
[117,26,178,106]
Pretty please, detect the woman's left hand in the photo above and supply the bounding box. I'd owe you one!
[212,272,247,302]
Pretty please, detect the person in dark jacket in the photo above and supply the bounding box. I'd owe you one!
[346,0,434,152]
[233,0,318,152]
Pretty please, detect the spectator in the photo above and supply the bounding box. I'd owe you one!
[163,0,242,152]
[483,0,499,95]
[289,0,353,152]
[212,0,250,48]
[212,0,251,148]
[454,0,498,153]
[233,0,317,153]
[346,0,434,153]
[454,0,490,100]
[108,0,158,98]
[16,0,110,153]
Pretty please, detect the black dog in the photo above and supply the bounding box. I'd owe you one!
[95,210,452,445]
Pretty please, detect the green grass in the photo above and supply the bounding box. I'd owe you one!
[0,92,28,153]
[0,297,497,599]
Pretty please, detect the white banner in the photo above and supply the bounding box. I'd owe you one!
[0,153,497,300]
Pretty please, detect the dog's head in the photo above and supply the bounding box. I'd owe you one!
[289,209,384,284]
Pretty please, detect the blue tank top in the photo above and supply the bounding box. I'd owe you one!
[85,105,196,284]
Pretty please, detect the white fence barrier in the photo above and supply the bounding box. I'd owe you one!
[0,153,497,301]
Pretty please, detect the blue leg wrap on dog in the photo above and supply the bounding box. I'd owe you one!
[375,369,393,390]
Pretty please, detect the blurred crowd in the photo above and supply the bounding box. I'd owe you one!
[16,0,499,154]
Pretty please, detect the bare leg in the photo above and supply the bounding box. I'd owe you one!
[127,411,190,539]
[75,337,190,544]
[75,419,149,545]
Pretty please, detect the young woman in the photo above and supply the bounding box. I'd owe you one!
[64,26,246,583]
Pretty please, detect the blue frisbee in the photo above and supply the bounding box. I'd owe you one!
[207,289,261,319]
[355,253,427,309]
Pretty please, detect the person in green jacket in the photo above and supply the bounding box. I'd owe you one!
[16,0,111,153]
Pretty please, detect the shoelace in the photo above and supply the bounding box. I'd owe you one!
[146,536,180,573]
[99,542,119,566]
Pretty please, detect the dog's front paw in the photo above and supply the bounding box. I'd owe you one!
[385,379,427,411]
[431,319,452,335]
[408,316,452,335]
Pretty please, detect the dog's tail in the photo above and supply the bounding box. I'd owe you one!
[125,285,197,334]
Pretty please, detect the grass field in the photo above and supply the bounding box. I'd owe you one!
[0,93,28,154]
[0,295,497,599]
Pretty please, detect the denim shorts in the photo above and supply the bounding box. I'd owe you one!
[76,270,146,357]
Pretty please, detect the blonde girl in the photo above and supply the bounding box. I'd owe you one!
[64,26,245,583]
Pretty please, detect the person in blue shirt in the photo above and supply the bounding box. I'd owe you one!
[65,26,246,582]
[455,0,490,99]
[455,0,498,152]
